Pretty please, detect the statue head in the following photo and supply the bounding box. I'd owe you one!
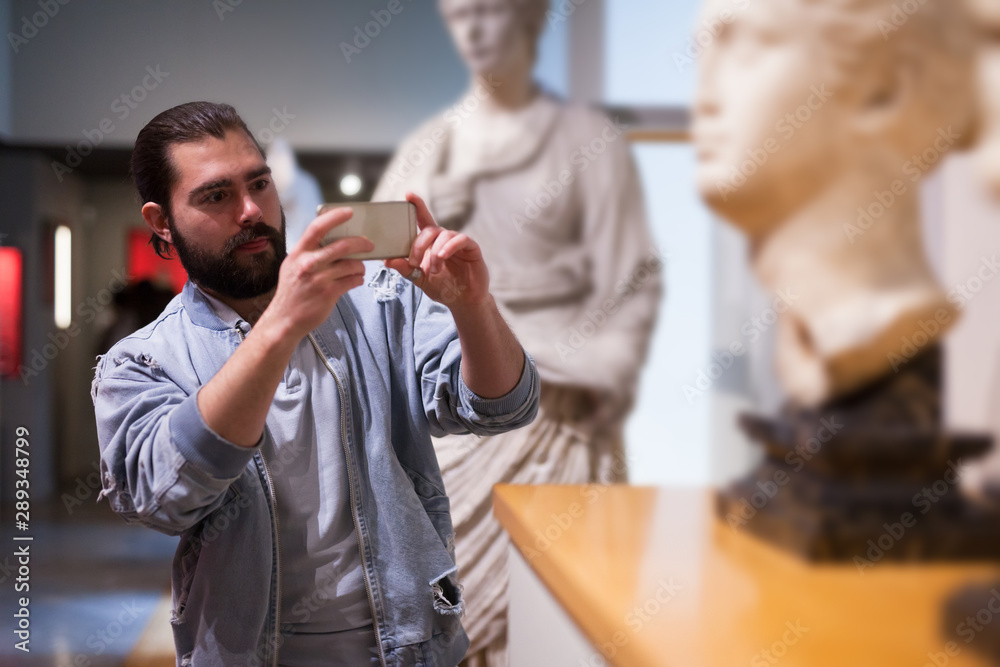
[439,0,549,78]
[693,0,977,238]
[965,0,1000,29]
[965,0,1000,195]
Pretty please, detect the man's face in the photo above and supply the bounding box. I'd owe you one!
[441,0,527,77]
[692,0,845,236]
[165,129,287,300]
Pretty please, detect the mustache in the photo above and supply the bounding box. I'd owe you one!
[224,222,283,255]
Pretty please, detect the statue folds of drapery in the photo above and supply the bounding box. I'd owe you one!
[374,1,661,664]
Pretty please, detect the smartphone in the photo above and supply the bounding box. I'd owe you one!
[315,201,418,260]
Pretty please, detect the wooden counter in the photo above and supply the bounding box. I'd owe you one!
[493,485,1000,666]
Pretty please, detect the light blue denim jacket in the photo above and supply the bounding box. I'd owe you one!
[91,265,540,667]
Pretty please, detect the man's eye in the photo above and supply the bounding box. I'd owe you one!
[204,191,225,203]
[253,179,270,191]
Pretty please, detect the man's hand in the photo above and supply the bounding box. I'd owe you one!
[384,193,490,312]
[259,207,374,340]
[386,193,526,399]
[198,208,372,448]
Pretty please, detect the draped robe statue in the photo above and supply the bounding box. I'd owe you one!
[375,1,661,663]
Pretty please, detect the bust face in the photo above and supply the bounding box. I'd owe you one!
[440,0,530,77]
[965,0,1000,28]
[692,0,848,236]
[978,45,1000,196]
[966,0,1000,195]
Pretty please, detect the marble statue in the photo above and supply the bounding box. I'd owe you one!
[693,0,977,407]
[697,0,1000,563]
[967,0,1000,193]
[374,0,662,663]
[266,138,323,248]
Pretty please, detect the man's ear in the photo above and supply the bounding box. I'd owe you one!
[141,202,172,245]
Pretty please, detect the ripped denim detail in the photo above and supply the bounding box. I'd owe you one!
[132,352,161,369]
[108,351,163,371]
[90,356,103,404]
[430,569,464,616]
[367,267,406,303]
[96,469,116,503]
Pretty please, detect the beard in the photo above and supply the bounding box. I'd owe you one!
[170,209,288,300]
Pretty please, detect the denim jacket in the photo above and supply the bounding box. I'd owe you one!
[91,265,540,666]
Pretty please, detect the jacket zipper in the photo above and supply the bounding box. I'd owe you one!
[258,449,282,667]
[307,333,388,667]
[235,324,283,667]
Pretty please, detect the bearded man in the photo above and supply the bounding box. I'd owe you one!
[92,101,539,667]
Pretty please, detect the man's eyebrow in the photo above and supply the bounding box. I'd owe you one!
[188,166,272,200]
[189,178,231,200]
[247,165,272,181]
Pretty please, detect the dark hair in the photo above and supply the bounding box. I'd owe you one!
[130,101,265,259]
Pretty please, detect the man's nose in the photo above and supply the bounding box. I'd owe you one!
[238,190,264,225]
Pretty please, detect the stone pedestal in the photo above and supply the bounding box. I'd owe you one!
[942,582,1000,662]
[716,346,1000,561]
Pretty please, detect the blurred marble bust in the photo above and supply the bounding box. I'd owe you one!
[966,0,1000,194]
[693,0,977,406]
[265,138,322,247]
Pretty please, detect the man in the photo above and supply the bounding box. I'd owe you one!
[91,101,539,666]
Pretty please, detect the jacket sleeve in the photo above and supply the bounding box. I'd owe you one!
[411,288,540,437]
[92,349,260,535]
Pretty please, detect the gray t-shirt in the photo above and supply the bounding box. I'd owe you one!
[198,287,379,665]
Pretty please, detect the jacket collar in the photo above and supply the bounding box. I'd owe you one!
[180,280,233,332]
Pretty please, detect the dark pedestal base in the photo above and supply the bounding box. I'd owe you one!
[715,346,1000,562]
[942,582,1000,664]
[716,458,1000,561]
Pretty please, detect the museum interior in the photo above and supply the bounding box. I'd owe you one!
[1,0,1000,665]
